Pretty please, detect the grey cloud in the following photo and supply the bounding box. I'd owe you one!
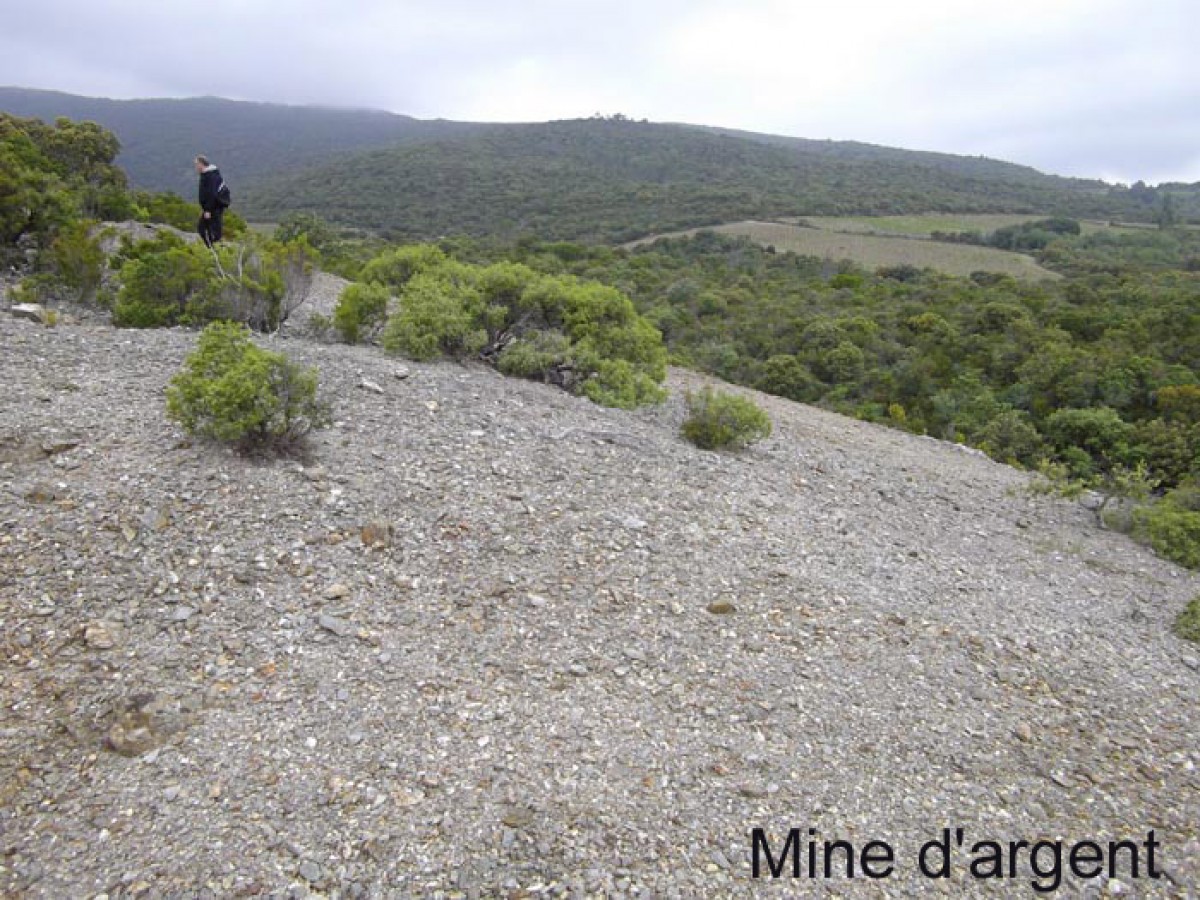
[1,0,1197,183]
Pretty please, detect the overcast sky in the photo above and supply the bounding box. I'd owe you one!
[2,0,1197,185]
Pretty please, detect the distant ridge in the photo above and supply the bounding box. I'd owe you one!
[3,87,1192,240]
[240,118,1174,242]
[0,86,483,196]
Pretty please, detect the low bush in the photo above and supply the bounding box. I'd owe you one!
[112,233,316,331]
[166,321,330,454]
[377,252,667,408]
[49,220,104,303]
[975,409,1045,467]
[361,244,448,289]
[1174,596,1200,643]
[1043,406,1135,479]
[381,265,486,360]
[681,387,772,450]
[113,235,215,327]
[1133,493,1200,569]
[333,281,390,343]
[8,273,67,306]
[497,330,572,381]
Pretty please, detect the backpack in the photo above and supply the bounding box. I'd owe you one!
[215,180,232,208]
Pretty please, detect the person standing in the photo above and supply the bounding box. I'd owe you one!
[195,155,225,248]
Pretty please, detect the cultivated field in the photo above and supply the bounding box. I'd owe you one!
[790,214,1157,238]
[630,219,1061,279]
[784,213,1046,237]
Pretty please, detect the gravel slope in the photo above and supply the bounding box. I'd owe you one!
[1,311,1197,898]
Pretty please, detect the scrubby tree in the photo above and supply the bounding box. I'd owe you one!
[0,114,129,245]
[975,409,1044,467]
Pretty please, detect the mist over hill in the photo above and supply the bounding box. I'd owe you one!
[0,87,483,197]
[2,87,1195,241]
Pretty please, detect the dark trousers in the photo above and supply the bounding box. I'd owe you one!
[198,209,224,247]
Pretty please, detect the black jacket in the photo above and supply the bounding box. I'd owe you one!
[198,167,223,213]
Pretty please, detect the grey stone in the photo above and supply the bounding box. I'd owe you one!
[319,614,353,637]
[84,621,120,650]
[41,437,81,456]
[11,303,47,324]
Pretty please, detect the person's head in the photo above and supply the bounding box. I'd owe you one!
[194,155,210,173]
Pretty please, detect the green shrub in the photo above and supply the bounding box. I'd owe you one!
[361,244,448,289]
[131,190,201,231]
[976,409,1045,467]
[1134,419,1200,488]
[49,220,104,302]
[682,387,772,450]
[378,251,666,408]
[333,281,390,343]
[551,278,667,407]
[1133,490,1200,569]
[579,356,666,409]
[109,229,188,269]
[1157,385,1200,424]
[818,341,866,384]
[274,212,337,250]
[9,273,66,306]
[166,322,330,454]
[757,354,819,402]
[381,266,486,360]
[114,243,215,327]
[1,113,118,244]
[1044,407,1135,478]
[1174,596,1200,643]
[112,234,314,332]
[497,330,572,380]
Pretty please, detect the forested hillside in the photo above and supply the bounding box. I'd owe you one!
[242,118,1199,242]
[4,90,1198,244]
